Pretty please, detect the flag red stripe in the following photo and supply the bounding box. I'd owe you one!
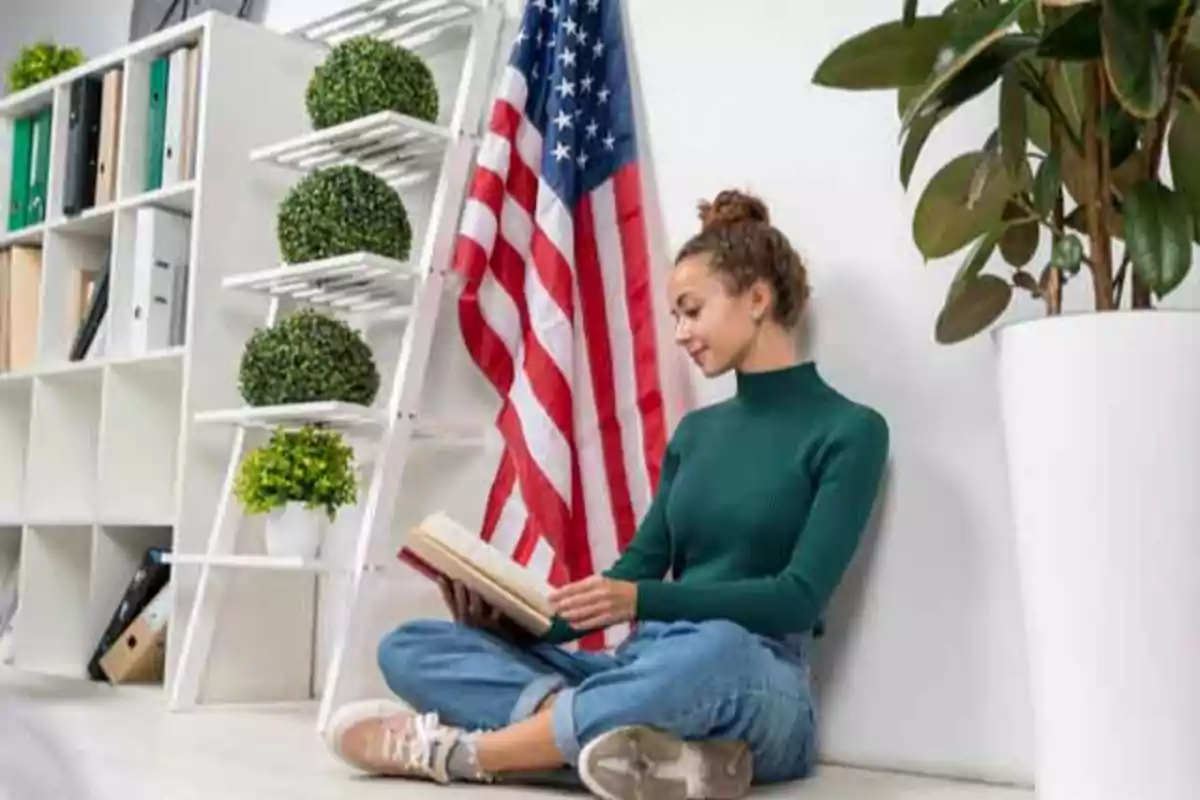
[574,193,639,553]
[614,163,668,489]
[479,451,517,543]
[497,402,571,557]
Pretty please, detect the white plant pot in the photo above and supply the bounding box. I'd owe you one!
[264,503,324,560]
[995,310,1200,800]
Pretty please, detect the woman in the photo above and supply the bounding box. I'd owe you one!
[325,189,889,800]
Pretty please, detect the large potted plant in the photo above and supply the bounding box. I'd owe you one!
[234,425,358,559]
[813,3,1200,799]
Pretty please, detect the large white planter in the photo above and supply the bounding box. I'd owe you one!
[995,310,1200,800]
[264,503,324,559]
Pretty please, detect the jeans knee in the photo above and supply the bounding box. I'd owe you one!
[663,619,757,663]
[376,619,456,692]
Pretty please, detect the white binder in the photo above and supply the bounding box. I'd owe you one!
[130,207,190,354]
[161,46,190,186]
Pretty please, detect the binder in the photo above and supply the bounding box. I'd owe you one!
[179,46,200,183]
[6,246,41,370]
[0,250,9,372]
[145,56,170,191]
[94,69,123,206]
[7,116,33,231]
[62,76,104,216]
[162,47,189,186]
[129,207,189,354]
[27,107,52,225]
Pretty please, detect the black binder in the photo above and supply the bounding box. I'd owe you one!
[62,76,104,216]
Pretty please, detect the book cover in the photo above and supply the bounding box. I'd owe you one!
[399,512,555,636]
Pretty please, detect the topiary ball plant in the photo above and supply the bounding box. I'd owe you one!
[305,35,439,129]
[6,41,84,93]
[234,425,358,521]
[239,308,380,407]
[276,164,413,264]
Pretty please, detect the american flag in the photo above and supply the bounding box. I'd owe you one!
[451,0,668,650]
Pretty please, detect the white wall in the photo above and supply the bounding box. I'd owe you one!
[0,0,133,97]
[15,0,1200,788]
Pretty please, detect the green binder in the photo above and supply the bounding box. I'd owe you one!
[27,106,52,225]
[7,115,33,231]
[145,56,170,192]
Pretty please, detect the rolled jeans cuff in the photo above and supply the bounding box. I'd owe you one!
[509,672,566,725]
[550,686,583,765]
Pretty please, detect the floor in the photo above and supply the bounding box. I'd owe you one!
[0,668,1032,800]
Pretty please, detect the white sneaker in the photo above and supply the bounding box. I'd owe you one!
[324,699,465,783]
[578,725,753,800]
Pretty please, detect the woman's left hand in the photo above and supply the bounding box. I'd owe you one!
[549,576,637,630]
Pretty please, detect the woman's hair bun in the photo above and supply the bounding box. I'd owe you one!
[698,189,770,232]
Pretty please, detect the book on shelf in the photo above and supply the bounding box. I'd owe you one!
[398,512,555,636]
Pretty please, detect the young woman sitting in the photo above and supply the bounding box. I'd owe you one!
[325,189,890,800]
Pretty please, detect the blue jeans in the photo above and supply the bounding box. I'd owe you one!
[376,618,818,784]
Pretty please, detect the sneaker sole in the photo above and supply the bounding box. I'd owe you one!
[578,725,753,800]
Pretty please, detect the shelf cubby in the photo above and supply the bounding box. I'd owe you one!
[0,381,33,520]
[14,525,94,676]
[88,525,172,661]
[25,370,104,522]
[97,356,184,524]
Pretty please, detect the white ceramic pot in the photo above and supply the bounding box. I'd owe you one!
[264,502,324,559]
[995,310,1200,800]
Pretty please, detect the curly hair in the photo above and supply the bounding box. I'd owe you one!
[674,189,810,328]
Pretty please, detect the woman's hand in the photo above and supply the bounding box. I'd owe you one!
[438,577,503,630]
[549,576,637,630]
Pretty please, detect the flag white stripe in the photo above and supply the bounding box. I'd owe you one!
[592,178,652,522]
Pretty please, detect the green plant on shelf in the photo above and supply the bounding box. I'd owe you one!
[234,425,358,520]
[276,164,413,264]
[238,308,380,407]
[305,35,439,129]
[6,41,84,93]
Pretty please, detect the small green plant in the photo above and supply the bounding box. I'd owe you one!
[234,425,358,520]
[305,35,439,129]
[6,41,84,93]
[239,308,380,407]
[277,164,413,264]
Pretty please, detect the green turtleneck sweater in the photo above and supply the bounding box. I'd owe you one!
[542,361,889,644]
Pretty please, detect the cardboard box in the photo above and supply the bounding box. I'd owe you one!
[99,582,171,684]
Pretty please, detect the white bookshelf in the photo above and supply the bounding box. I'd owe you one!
[0,13,329,687]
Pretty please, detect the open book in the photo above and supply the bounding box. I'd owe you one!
[398,512,555,636]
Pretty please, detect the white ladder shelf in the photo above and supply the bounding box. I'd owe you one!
[164,0,506,732]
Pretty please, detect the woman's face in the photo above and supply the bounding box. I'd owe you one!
[668,254,766,377]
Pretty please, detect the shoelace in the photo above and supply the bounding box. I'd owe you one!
[382,711,447,779]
